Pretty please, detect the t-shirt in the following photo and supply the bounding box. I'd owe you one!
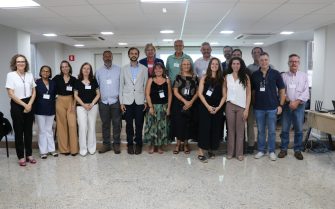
[5,71,36,99]
[74,79,99,105]
[53,74,76,96]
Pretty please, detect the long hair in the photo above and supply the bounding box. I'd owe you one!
[205,57,223,85]
[59,60,72,75]
[179,58,194,76]
[78,62,94,82]
[227,57,248,88]
[10,54,29,72]
[152,62,167,78]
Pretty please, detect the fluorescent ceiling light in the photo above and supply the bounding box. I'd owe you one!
[253,42,264,45]
[43,33,57,37]
[74,44,84,47]
[210,42,219,45]
[0,0,40,8]
[101,32,114,35]
[160,30,174,34]
[118,42,128,46]
[220,30,234,34]
[280,31,294,35]
[141,0,186,3]
[162,8,167,13]
[162,39,173,42]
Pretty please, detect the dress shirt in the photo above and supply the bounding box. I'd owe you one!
[281,70,309,102]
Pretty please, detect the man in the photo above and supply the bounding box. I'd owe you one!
[247,47,263,74]
[96,50,122,154]
[166,40,193,83]
[120,47,148,155]
[221,45,233,74]
[231,48,242,58]
[251,52,285,161]
[278,54,309,160]
[194,42,212,77]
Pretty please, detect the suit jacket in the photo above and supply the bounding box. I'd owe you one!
[119,63,148,105]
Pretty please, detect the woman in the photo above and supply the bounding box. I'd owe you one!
[197,57,226,163]
[53,60,78,156]
[139,43,165,77]
[74,62,100,156]
[35,65,58,159]
[5,54,36,166]
[225,57,251,161]
[171,58,199,154]
[143,62,172,154]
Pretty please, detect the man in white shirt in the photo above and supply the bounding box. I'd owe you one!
[194,42,212,77]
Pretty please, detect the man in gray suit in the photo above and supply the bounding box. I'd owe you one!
[120,47,148,155]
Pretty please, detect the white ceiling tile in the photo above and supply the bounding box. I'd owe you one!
[48,5,101,17]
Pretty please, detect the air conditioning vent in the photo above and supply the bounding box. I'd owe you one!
[66,35,102,42]
[235,33,274,40]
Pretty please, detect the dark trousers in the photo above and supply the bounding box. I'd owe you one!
[125,102,145,147]
[99,101,121,146]
[10,98,34,159]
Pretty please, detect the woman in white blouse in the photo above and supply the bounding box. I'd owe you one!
[5,54,36,166]
[225,57,251,161]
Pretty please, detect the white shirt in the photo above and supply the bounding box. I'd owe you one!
[194,56,212,78]
[226,74,247,108]
[6,71,36,99]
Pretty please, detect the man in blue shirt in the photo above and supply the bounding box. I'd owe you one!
[221,46,233,75]
[96,50,122,154]
[251,52,285,161]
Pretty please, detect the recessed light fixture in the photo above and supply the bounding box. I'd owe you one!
[0,0,40,8]
[141,0,186,3]
[74,44,85,47]
[220,30,234,34]
[101,32,114,35]
[162,8,167,13]
[253,42,264,45]
[162,39,173,42]
[43,33,57,37]
[118,42,128,46]
[160,30,174,34]
[280,31,294,35]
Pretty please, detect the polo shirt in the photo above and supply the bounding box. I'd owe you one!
[166,53,193,83]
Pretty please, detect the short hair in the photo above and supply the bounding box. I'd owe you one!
[144,43,156,52]
[288,53,300,59]
[232,48,242,56]
[10,54,29,72]
[59,60,73,75]
[174,40,184,46]
[103,50,112,56]
[223,46,233,51]
[201,42,211,47]
[251,47,264,54]
[78,62,94,82]
[260,52,269,57]
[39,65,52,78]
[128,47,140,56]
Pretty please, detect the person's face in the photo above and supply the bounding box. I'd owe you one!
[16,56,26,72]
[259,55,269,69]
[252,48,262,62]
[41,67,51,79]
[145,46,155,58]
[174,41,184,54]
[232,51,242,58]
[181,60,191,73]
[201,45,212,59]
[103,52,113,66]
[82,64,91,77]
[210,59,220,72]
[288,56,300,73]
[223,47,232,60]
[154,65,163,76]
[61,62,70,75]
[231,60,241,72]
[129,49,139,62]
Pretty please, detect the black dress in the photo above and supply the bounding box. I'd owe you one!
[198,79,224,150]
[171,74,199,141]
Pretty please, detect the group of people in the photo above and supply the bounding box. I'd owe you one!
[5,40,309,166]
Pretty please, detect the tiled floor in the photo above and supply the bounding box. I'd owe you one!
[1,146,335,209]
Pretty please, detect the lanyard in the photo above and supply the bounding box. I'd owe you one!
[17,72,26,97]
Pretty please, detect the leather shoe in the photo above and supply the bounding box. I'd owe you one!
[99,145,112,154]
[135,144,142,155]
[294,151,303,160]
[127,145,134,155]
[278,150,287,158]
[113,144,121,154]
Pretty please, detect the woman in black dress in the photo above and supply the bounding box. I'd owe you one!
[197,57,226,163]
[171,58,199,154]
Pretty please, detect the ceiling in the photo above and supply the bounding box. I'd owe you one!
[1,0,335,48]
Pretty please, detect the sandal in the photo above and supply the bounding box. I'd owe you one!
[184,144,190,154]
[197,155,208,163]
[173,143,180,154]
[26,156,37,164]
[158,146,164,154]
[148,146,154,154]
[18,158,26,166]
[208,152,215,159]
[237,156,244,161]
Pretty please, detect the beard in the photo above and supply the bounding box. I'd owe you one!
[130,56,138,62]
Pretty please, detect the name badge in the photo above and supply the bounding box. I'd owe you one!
[174,63,180,68]
[66,86,73,91]
[260,87,265,92]
[289,84,296,89]
[206,90,213,97]
[85,85,92,90]
[159,92,165,98]
[148,64,153,68]
[106,79,112,85]
[43,94,50,99]
[184,88,190,95]
[133,78,136,83]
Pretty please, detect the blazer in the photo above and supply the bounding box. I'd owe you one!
[119,63,148,105]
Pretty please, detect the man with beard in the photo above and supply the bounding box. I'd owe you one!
[120,47,148,155]
[221,46,233,74]
[96,50,122,154]
[194,42,213,77]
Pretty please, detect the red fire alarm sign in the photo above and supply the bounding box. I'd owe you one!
[69,55,75,61]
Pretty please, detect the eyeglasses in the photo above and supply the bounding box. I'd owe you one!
[289,61,299,64]
[16,61,26,64]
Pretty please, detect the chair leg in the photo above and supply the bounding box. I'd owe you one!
[5,136,9,158]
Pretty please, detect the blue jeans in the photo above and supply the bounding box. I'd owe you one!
[254,108,277,153]
[280,103,305,152]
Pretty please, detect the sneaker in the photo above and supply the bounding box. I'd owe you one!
[294,151,304,160]
[278,150,287,158]
[254,152,264,159]
[113,144,121,154]
[198,155,208,163]
[99,145,112,154]
[50,152,58,157]
[269,152,277,161]
[40,154,48,159]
